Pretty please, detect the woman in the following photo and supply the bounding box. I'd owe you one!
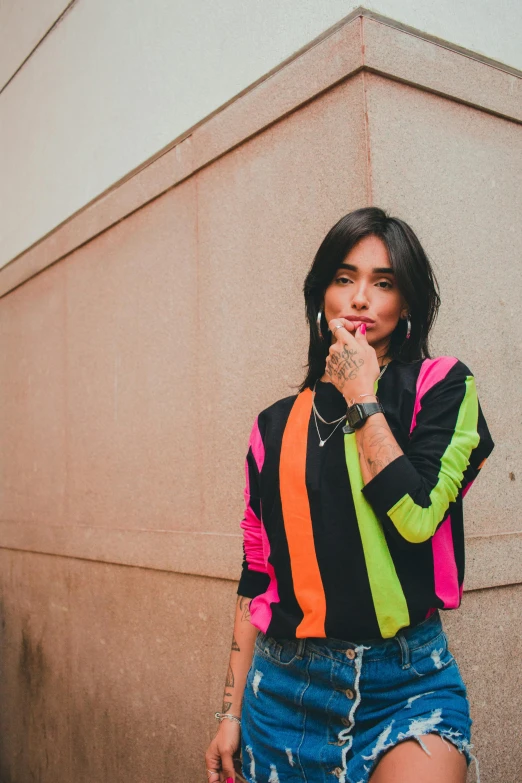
[205,207,494,783]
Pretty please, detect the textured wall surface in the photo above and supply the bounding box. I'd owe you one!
[0,14,520,782]
[2,2,521,268]
[0,551,520,782]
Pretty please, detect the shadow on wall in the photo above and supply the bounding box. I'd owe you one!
[0,591,181,782]
[0,599,51,783]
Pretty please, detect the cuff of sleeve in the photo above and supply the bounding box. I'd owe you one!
[237,568,270,599]
[361,454,422,518]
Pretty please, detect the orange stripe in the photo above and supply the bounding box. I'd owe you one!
[279,389,326,637]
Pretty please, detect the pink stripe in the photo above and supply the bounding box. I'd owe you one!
[431,516,460,608]
[240,416,279,631]
[249,417,265,473]
[410,356,459,435]
[450,474,475,603]
[250,522,280,633]
[240,505,267,573]
[241,417,267,573]
[412,357,460,608]
[462,479,475,498]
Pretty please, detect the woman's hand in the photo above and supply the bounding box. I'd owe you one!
[205,720,241,782]
[326,318,380,402]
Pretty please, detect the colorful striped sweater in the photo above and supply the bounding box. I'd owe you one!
[237,356,494,640]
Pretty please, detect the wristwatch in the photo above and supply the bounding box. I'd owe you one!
[342,401,385,434]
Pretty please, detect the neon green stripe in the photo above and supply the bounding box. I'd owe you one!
[387,375,480,543]
[343,376,410,638]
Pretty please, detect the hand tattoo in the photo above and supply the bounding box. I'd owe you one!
[326,345,364,387]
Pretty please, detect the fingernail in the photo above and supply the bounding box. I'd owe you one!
[226,778,234,782]
[360,323,366,335]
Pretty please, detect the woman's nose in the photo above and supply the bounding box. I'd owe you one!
[350,286,370,308]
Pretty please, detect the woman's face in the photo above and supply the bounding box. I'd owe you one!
[322,235,408,360]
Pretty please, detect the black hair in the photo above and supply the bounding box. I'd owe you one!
[298,206,441,392]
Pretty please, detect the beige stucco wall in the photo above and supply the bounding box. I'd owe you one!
[2,1,522,270]
[0,15,520,782]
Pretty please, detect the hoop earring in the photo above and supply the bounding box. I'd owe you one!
[405,314,412,340]
[316,309,324,340]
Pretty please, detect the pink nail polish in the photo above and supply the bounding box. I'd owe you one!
[360,323,366,335]
[226,778,234,782]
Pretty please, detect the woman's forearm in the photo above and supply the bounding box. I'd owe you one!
[220,595,258,717]
[355,412,403,485]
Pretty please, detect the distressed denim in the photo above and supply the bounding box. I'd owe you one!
[240,610,478,783]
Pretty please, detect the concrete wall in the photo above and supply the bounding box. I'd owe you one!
[1,1,521,269]
[0,553,520,782]
[0,13,521,782]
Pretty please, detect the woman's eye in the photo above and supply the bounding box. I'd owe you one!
[335,276,352,285]
[377,280,393,289]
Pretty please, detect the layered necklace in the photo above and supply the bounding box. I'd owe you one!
[312,362,389,447]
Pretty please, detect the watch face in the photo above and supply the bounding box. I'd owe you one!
[347,403,363,427]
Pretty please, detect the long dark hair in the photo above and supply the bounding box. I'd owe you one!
[299,207,441,392]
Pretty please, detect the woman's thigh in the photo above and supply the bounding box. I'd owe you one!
[369,734,468,783]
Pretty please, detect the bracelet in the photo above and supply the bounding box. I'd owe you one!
[347,393,379,407]
[215,711,241,725]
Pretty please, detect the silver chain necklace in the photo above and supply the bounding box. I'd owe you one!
[312,363,389,447]
[312,407,345,447]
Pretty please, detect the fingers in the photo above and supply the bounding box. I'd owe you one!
[205,745,223,782]
[220,749,236,782]
[354,322,368,341]
[328,318,356,339]
[339,317,357,332]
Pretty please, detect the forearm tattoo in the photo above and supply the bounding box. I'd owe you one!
[239,595,251,623]
[358,421,402,477]
[225,663,234,688]
[221,660,236,714]
[221,690,233,714]
[220,597,251,713]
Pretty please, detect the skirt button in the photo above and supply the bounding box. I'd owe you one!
[345,648,356,660]
[344,688,354,700]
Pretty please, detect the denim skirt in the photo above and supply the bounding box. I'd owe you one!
[240,611,477,783]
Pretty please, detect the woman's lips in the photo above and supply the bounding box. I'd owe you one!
[344,319,374,329]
